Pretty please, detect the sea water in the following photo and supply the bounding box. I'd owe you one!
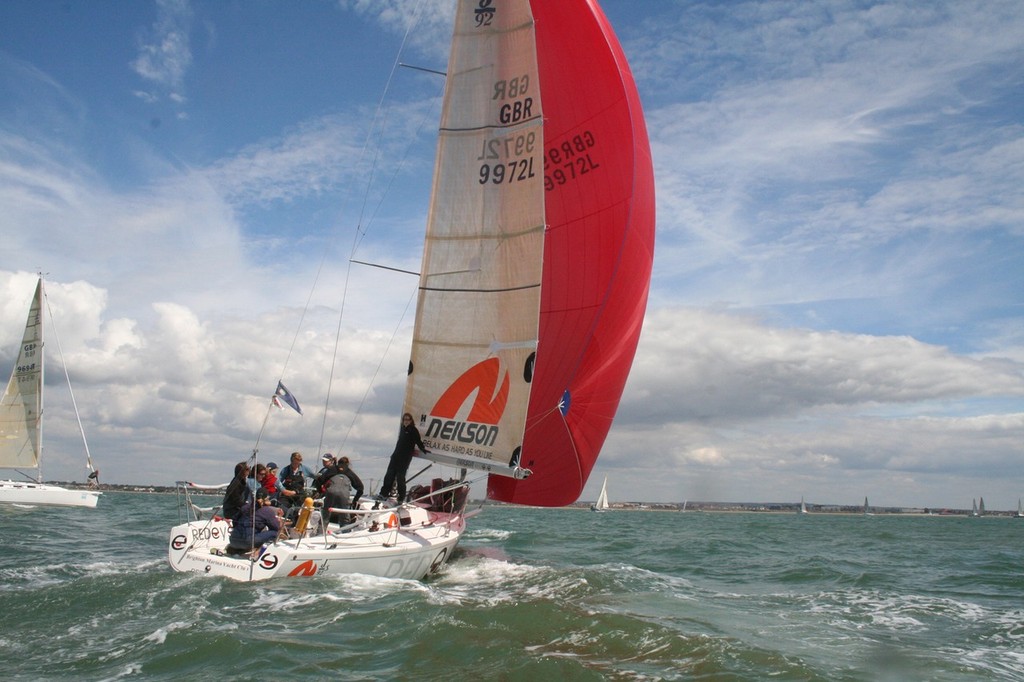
[1,492,1022,681]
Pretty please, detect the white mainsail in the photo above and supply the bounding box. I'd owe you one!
[0,278,43,471]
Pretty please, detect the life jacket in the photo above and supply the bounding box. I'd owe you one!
[281,465,306,493]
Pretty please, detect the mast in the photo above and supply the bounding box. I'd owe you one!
[37,277,45,483]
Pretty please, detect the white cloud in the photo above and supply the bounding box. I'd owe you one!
[131,0,194,103]
[596,307,1024,507]
[625,308,1024,424]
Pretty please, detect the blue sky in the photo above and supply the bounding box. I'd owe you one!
[1,0,1022,509]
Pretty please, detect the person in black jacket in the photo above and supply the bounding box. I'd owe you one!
[314,454,365,525]
[337,455,364,508]
[377,413,429,502]
[227,487,282,556]
[221,461,250,521]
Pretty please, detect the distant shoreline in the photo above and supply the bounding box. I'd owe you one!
[49,482,1021,518]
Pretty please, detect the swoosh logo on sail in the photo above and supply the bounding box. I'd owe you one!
[431,357,509,425]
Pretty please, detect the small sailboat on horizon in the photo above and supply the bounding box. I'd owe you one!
[0,276,101,508]
[591,476,610,512]
[798,496,809,514]
[863,496,873,516]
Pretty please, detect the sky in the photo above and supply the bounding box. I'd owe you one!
[1,0,1022,510]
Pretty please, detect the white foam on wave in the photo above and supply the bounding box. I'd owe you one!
[250,571,428,616]
[144,620,192,645]
[803,588,1004,635]
[0,564,64,590]
[339,571,430,596]
[466,527,513,542]
[442,551,541,582]
[95,663,143,682]
[78,560,129,577]
[604,563,697,598]
[944,606,1024,678]
[958,646,1024,679]
[1,555,168,591]
[429,553,615,608]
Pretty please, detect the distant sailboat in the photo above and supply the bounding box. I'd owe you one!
[591,476,610,512]
[799,496,809,514]
[0,277,101,508]
[971,498,979,517]
[978,497,985,517]
[1016,498,1023,518]
[863,496,873,516]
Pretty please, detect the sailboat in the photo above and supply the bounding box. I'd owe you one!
[167,0,655,581]
[591,476,610,512]
[1015,498,1023,518]
[798,496,809,514]
[863,496,873,516]
[0,277,101,508]
[971,498,979,517]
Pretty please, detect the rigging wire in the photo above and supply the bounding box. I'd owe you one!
[248,0,445,468]
[40,277,96,476]
[316,0,436,458]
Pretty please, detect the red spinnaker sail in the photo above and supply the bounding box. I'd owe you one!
[487,0,655,506]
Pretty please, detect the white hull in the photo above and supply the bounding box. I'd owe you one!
[168,500,463,582]
[0,480,100,508]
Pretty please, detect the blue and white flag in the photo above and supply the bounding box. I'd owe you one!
[273,381,302,415]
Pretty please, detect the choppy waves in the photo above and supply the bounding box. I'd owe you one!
[1,495,1023,680]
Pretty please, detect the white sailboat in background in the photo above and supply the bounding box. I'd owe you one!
[591,476,610,512]
[863,496,873,516]
[971,498,979,517]
[0,277,101,508]
[1015,499,1023,518]
[798,497,809,514]
[167,0,655,581]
